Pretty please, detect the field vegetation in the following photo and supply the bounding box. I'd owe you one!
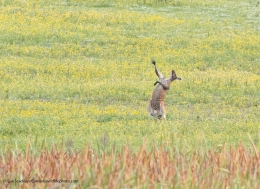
[0,0,260,187]
[2,141,260,188]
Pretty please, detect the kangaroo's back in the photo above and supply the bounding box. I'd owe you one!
[150,80,169,110]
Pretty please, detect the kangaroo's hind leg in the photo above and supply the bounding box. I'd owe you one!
[160,102,166,120]
[147,100,153,119]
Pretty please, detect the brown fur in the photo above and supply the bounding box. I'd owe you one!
[147,60,181,120]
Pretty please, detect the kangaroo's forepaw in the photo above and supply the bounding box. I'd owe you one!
[152,60,156,65]
[154,81,159,86]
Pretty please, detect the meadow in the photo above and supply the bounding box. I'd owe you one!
[0,0,260,187]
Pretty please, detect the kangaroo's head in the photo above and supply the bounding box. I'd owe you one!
[170,70,181,82]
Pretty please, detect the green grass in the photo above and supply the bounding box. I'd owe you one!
[0,0,259,153]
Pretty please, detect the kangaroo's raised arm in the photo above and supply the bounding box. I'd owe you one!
[147,60,181,120]
[152,60,164,79]
[153,81,170,90]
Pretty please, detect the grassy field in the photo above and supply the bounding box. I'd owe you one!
[1,0,260,152]
[1,0,260,188]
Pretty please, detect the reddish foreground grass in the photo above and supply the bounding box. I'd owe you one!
[1,142,260,189]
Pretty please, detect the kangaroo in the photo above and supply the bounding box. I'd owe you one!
[147,60,181,120]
